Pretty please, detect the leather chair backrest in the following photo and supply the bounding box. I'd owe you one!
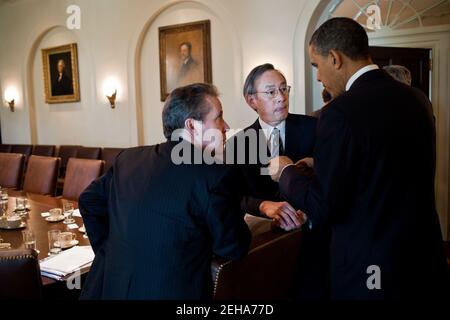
[0,153,25,189]
[0,145,11,153]
[32,145,56,157]
[57,145,81,177]
[62,158,104,201]
[23,155,61,196]
[0,249,42,299]
[101,147,124,173]
[76,147,101,160]
[11,144,32,158]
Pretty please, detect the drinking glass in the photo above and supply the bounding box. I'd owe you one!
[15,197,27,215]
[22,230,39,253]
[47,230,61,255]
[63,202,75,224]
[1,189,8,201]
[1,201,7,218]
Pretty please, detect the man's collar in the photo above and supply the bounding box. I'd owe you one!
[345,64,379,91]
[258,118,286,132]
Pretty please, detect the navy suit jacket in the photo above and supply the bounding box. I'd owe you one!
[79,140,251,299]
[279,70,448,299]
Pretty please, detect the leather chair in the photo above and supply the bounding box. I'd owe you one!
[101,147,125,173]
[77,147,101,160]
[32,145,56,157]
[11,144,32,160]
[57,145,81,177]
[0,153,25,189]
[211,215,302,300]
[23,156,61,196]
[0,249,42,299]
[0,144,11,153]
[62,158,104,201]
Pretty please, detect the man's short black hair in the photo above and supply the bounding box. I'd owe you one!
[309,17,370,60]
[162,83,218,139]
[243,63,286,97]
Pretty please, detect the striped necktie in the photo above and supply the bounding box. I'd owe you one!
[270,127,284,157]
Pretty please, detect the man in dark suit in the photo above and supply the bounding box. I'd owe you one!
[269,18,448,299]
[227,64,329,299]
[52,59,73,96]
[228,63,317,230]
[79,83,251,299]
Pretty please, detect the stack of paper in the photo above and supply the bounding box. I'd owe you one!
[40,246,94,281]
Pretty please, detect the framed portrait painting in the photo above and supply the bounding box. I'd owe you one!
[41,43,80,103]
[159,20,212,101]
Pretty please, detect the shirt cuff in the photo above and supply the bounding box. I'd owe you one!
[279,163,295,180]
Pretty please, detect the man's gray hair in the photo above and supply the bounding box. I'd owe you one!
[383,65,412,86]
[162,83,219,139]
[243,63,286,97]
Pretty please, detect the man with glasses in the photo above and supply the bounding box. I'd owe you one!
[227,63,329,299]
[229,63,316,229]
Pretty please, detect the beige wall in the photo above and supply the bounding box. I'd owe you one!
[0,0,316,147]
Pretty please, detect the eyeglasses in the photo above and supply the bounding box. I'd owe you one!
[251,86,291,99]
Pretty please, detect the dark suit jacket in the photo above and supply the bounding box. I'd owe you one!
[280,69,448,299]
[227,113,329,299]
[79,140,251,300]
[227,113,317,216]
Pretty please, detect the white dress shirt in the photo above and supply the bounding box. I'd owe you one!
[345,64,379,91]
[258,118,286,153]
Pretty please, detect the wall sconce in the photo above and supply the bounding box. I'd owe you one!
[106,89,117,109]
[7,99,15,112]
[103,77,119,109]
[4,87,18,112]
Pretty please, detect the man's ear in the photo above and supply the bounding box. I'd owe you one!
[245,94,258,112]
[329,49,343,70]
[184,118,195,135]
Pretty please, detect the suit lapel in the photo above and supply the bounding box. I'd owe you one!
[249,119,271,163]
[285,114,302,160]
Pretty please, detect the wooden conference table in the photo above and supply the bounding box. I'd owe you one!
[0,191,89,285]
[1,190,302,298]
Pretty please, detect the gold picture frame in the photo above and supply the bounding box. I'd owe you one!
[159,20,212,101]
[41,43,80,103]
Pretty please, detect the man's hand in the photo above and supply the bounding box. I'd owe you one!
[293,157,315,178]
[296,157,314,168]
[259,201,305,231]
[268,156,293,182]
